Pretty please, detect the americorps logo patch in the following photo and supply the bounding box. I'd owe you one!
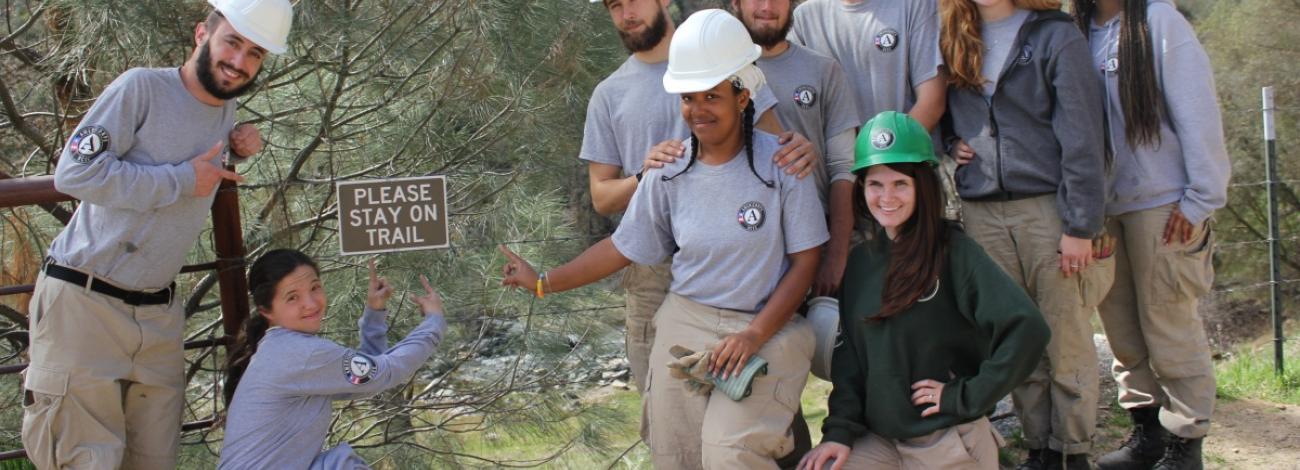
[737,201,766,232]
[69,126,111,164]
[871,129,895,150]
[793,85,817,108]
[343,352,378,385]
[875,28,899,52]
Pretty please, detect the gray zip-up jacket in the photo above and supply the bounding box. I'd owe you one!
[219,308,446,470]
[944,10,1106,239]
[1089,0,1230,225]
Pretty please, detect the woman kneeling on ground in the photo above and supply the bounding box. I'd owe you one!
[799,112,1050,470]
[499,10,827,469]
[219,250,446,469]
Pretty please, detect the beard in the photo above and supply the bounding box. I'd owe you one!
[738,6,793,49]
[617,8,669,53]
[195,40,260,100]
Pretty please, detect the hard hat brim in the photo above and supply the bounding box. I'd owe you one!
[662,44,761,94]
[851,152,939,173]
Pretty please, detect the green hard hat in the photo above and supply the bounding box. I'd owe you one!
[853,111,937,172]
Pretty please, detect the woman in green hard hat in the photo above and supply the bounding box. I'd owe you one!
[799,111,1050,470]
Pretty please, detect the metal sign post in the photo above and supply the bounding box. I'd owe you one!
[1263,86,1284,376]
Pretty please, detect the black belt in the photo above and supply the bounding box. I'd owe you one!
[965,191,1051,202]
[42,260,174,306]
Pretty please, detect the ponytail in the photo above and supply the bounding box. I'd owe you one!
[223,314,269,405]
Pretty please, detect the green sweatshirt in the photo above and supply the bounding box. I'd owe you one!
[823,227,1050,445]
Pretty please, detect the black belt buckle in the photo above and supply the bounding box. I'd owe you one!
[121,283,174,306]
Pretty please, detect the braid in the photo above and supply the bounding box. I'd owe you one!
[1071,0,1097,35]
[662,133,700,182]
[1118,0,1162,148]
[742,101,773,188]
[223,313,270,405]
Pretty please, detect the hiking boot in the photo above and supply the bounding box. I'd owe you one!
[1151,437,1203,470]
[1042,451,1093,470]
[1098,406,1169,470]
[1016,448,1047,470]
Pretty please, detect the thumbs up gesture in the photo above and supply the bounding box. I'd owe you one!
[190,141,244,197]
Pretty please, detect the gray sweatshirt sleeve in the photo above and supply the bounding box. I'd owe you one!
[1151,4,1230,225]
[1049,32,1107,239]
[357,307,389,355]
[53,70,198,210]
[287,314,446,401]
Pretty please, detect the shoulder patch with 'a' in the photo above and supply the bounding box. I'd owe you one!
[68,126,111,164]
[343,352,378,385]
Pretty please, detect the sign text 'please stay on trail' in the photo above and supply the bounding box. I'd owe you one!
[337,176,449,255]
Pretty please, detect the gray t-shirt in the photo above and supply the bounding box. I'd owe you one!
[219,308,446,470]
[612,131,829,312]
[757,43,862,206]
[49,68,236,290]
[790,0,944,124]
[981,9,1031,97]
[579,56,778,177]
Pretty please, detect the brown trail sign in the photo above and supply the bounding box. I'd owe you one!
[337,176,449,255]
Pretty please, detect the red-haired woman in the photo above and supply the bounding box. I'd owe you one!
[939,0,1110,468]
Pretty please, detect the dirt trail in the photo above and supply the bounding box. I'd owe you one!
[1205,398,1300,469]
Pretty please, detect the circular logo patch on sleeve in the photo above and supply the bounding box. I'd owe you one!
[737,201,767,232]
[343,352,377,385]
[68,126,111,164]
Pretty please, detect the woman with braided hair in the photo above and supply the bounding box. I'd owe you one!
[499,10,826,469]
[1074,1,1231,468]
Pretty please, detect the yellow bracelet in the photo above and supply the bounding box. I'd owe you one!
[536,273,546,298]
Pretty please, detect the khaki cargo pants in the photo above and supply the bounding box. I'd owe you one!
[645,294,814,470]
[621,261,672,395]
[841,416,1004,469]
[1097,203,1215,438]
[962,195,1113,454]
[22,272,185,469]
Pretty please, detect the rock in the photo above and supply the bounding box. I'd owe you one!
[611,380,629,390]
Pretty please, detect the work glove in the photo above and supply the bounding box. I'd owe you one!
[666,344,769,401]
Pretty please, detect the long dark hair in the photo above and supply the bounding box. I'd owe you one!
[1072,0,1163,148]
[853,163,952,319]
[663,79,772,188]
[223,249,319,405]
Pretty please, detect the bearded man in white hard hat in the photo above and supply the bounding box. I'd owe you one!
[22,1,292,468]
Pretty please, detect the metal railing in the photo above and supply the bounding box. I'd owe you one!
[0,173,250,461]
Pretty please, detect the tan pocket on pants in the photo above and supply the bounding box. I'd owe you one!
[1155,224,1215,303]
[22,366,69,468]
[1079,254,1116,309]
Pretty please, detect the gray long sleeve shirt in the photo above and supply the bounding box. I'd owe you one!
[219,308,446,470]
[50,68,235,290]
[1089,0,1231,224]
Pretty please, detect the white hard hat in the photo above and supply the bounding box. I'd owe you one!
[806,296,842,381]
[208,0,293,54]
[663,9,762,94]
